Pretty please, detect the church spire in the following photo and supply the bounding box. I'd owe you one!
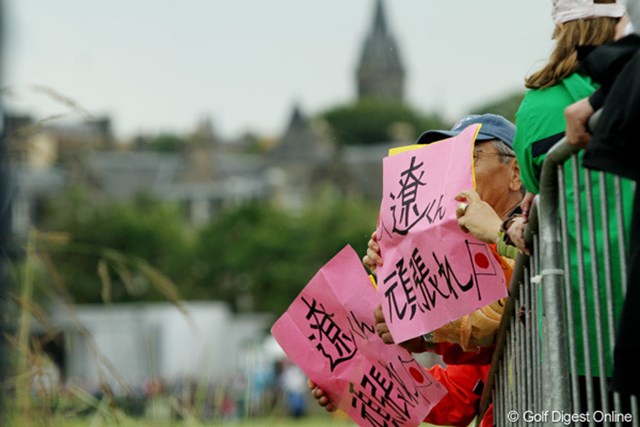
[372,0,387,34]
[356,0,405,103]
[270,102,332,163]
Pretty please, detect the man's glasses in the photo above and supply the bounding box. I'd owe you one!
[473,150,516,164]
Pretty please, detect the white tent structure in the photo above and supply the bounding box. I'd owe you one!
[48,301,272,394]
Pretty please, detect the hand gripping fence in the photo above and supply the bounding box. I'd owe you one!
[478,111,638,427]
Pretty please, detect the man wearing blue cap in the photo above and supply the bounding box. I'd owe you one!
[367,113,524,345]
[310,114,524,427]
[416,113,517,146]
[415,113,524,243]
[370,114,524,427]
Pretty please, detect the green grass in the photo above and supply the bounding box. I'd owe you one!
[43,414,355,427]
[9,410,458,427]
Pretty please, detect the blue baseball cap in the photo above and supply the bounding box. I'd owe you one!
[416,114,515,149]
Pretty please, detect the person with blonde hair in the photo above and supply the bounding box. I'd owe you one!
[515,0,625,194]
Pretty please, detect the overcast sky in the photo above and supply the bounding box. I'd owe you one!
[3,0,556,140]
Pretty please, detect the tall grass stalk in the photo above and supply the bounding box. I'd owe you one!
[15,229,36,426]
[7,228,203,425]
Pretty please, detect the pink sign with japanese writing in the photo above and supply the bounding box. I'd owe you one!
[376,124,508,344]
[271,245,446,427]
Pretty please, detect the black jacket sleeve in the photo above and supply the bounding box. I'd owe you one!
[580,34,640,97]
[580,35,640,181]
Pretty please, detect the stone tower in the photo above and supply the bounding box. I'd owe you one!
[356,0,406,102]
[268,103,334,210]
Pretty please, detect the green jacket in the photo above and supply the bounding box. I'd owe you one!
[514,72,634,377]
[514,73,597,194]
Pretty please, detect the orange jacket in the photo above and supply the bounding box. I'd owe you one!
[424,363,493,427]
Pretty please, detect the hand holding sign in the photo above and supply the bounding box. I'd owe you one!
[271,245,446,427]
[455,190,503,243]
[376,124,509,344]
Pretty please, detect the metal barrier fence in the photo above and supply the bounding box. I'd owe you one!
[479,133,639,426]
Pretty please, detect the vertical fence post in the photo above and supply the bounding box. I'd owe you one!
[538,141,578,423]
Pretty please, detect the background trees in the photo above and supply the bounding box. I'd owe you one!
[468,92,524,123]
[34,187,378,316]
[35,188,192,304]
[26,91,524,317]
[317,91,524,146]
[319,100,448,145]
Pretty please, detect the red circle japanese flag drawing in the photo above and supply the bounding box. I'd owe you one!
[376,124,508,344]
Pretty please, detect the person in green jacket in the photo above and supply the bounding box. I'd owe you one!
[512,0,634,413]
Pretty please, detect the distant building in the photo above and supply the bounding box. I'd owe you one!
[86,148,268,225]
[267,103,335,210]
[356,0,406,102]
[8,0,412,231]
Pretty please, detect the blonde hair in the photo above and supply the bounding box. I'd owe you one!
[525,16,619,89]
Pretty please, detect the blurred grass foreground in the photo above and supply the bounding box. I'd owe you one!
[1,228,365,427]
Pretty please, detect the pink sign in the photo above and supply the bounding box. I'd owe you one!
[376,124,508,344]
[271,245,446,427]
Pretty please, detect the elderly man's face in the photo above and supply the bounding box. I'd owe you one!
[473,140,518,211]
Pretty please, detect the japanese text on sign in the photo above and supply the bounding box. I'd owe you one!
[271,246,446,427]
[377,125,508,344]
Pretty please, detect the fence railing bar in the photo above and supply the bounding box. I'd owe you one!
[510,329,517,425]
[493,369,501,427]
[566,153,597,426]
[538,139,575,422]
[476,248,530,421]
[596,172,627,427]
[613,177,630,293]
[530,240,543,414]
[597,172,618,348]
[583,169,611,423]
[558,165,580,414]
[516,302,525,419]
[523,278,533,414]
